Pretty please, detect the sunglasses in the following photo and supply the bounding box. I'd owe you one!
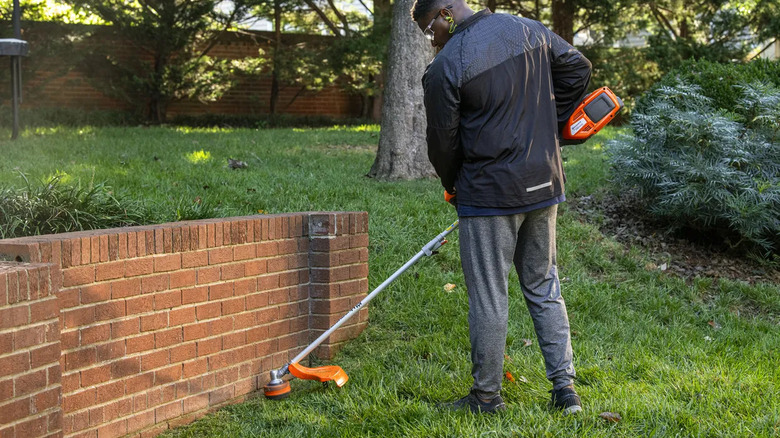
[423,5,453,41]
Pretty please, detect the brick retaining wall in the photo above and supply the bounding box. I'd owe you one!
[0,212,369,438]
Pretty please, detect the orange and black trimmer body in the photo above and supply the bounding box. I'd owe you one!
[563,86,624,142]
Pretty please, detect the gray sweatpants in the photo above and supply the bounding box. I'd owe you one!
[459,205,575,399]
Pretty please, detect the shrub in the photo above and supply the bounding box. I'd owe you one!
[635,59,780,115]
[607,80,780,254]
[0,175,149,239]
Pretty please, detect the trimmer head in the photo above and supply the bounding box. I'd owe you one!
[263,370,291,400]
[263,380,291,400]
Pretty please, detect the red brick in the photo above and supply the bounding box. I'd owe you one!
[14,369,47,396]
[266,257,288,273]
[209,282,233,300]
[163,228,173,253]
[257,274,280,290]
[211,318,233,336]
[172,228,182,253]
[80,283,110,304]
[182,286,208,305]
[155,364,182,384]
[195,302,220,320]
[220,263,245,280]
[181,251,208,268]
[244,259,267,276]
[63,266,95,287]
[208,386,234,406]
[96,380,124,403]
[124,259,153,277]
[118,233,128,260]
[124,372,154,395]
[233,244,255,261]
[90,236,100,263]
[196,266,220,285]
[154,290,182,309]
[0,305,29,329]
[350,263,369,280]
[141,274,169,294]
[141,313,168,332]
[183,321,210,341]
[126,295,154,315]
[33,386,61,412]
[0,332,10,355]
[80,364,111,387]
[127,232,137,258]
[65,347,96,371]
[196,338,221,357]
[108,234,120,261]
[126,411,155,434]
[30,344,60,369]
[170,307,196,326]
[182,359,208,378]
[110,278,141,299]
[96,419,126,438]
[154,229,164,254]
[155,401,183,422]
[351,233,369,249]
[126,333,154,354]
[222,332,245,349]
[256,241,276,257]
[111,318,140,339]
[62,388,96,412]
[30,298,59,323]
[95,301,126,322]
[99,235,110,262]
[154,328,182,348]
[96,261,124,281]
[170,270,196,289]
[14,324,46,349]
[154,254,181,272]
[222,297,245,315]
[208,247,232,265]
[170,343,196,363]
[97,341,126,362]
[81,323,110,344]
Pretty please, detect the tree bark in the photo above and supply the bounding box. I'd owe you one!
[368,0,436,180]
[551,0,575,44]
[270,0,282,114]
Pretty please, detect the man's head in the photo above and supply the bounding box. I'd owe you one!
[410,0,473,50]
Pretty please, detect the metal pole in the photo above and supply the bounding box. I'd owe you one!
[276,220,460,378]
[13,0,22,39]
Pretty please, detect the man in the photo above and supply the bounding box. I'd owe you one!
[410,0,592,415]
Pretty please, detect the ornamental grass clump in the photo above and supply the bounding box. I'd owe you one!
[0,175,148,239]
[607,80,780,254]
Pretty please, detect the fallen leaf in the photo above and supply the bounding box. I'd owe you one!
[522,339,533,348]
[443,283,456,292]
[644,263,657,271]
[599,412,622,422]
[257,210,266,214]
[660,263,668,271]
[708,320,721,330]
[228,158,248,169]
[505,372,516,383]
[194,197,202,204]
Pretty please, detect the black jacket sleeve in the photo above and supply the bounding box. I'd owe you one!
[547,30,592,135]
[422,59,463,194]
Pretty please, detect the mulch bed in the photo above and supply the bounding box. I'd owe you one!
[568,193,780,286]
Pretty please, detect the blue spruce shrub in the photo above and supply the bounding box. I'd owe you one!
[607,80,780,253]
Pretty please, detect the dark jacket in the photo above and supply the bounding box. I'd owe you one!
[422,10,591,208]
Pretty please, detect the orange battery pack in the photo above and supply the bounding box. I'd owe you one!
[563,87,624,140]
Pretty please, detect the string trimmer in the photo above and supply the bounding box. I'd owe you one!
[263,220,460,399]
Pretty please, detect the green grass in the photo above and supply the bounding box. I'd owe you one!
[1,126,778,437]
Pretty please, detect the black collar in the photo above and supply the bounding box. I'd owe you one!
[453,9,492,35]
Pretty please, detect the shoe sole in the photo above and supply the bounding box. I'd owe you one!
[562,405,582,416]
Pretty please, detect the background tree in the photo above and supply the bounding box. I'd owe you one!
[367,0,435,180]
[65,0,257,123]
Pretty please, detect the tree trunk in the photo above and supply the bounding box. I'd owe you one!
[370,0,392,122]
[551,0,575,44]
[368,0,435,180]
[270,0,282,114]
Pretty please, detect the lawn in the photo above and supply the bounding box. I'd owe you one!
[1,125,778,437]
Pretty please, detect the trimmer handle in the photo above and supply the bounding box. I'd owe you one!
[444,190,456,205]
[563,86,624,142]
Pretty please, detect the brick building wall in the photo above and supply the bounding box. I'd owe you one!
[0,212,369,438]
[4,22,364,119]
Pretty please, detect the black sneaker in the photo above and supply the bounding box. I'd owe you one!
[439,389,506,414]
[550,385,582,415]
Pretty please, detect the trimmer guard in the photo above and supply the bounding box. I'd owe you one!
[289,362,349,387]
